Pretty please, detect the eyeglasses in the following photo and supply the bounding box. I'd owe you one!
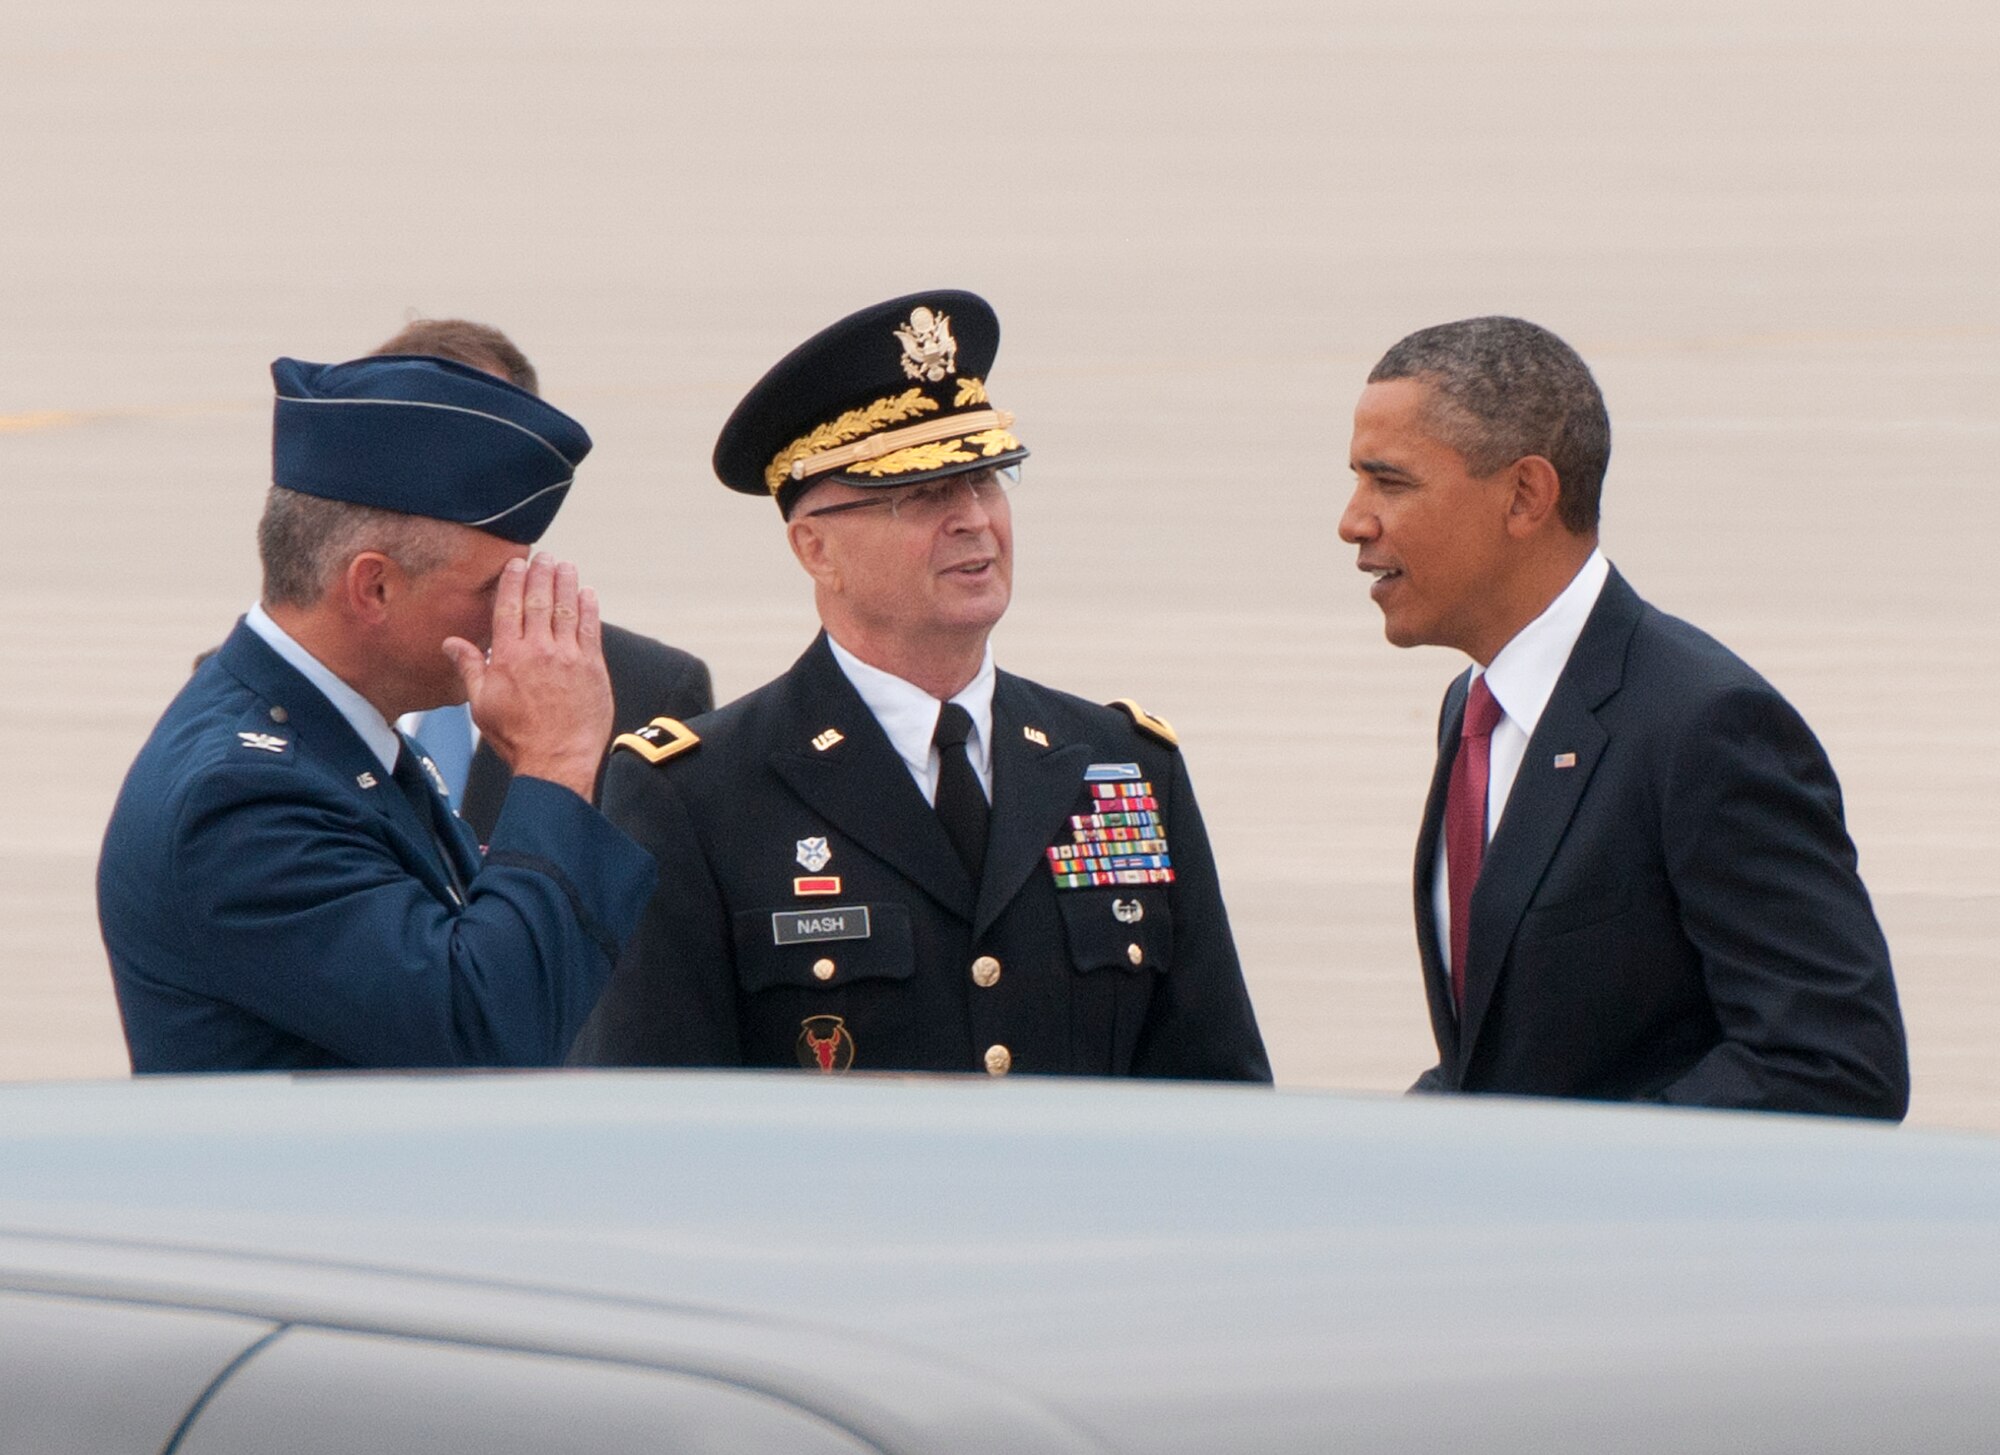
[800,464,1020,523]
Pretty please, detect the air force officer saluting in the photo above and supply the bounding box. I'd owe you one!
[99,355,656,1072]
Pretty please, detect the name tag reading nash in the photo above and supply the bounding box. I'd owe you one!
[772,905,873,945]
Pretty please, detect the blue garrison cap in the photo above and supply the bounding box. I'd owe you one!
[270,354,592,544]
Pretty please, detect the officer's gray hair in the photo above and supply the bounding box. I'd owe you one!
[256,486,457,609]
[1368,316,1610,534]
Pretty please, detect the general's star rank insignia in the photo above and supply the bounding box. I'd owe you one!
[613,716,701,765]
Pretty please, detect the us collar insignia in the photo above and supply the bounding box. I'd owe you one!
[798,1014,856,1073]
[811,727,845,752]
[796,836,832,872]
[1023,726,1050,747]
[894,306,957,382]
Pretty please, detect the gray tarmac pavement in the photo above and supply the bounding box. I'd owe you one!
[4,1,1995,1125]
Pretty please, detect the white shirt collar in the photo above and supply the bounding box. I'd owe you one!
[244,602,404,774]
[826,635,996,803]
[1475,548,1611,741]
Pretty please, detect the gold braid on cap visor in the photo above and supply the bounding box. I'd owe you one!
[764,382,1018,494]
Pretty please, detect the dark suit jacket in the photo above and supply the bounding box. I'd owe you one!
[1411,569,1908,1119]
[570,634,1270,1080]
[459,622,713,841]
[98,620,657,1072]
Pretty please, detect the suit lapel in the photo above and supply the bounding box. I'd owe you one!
[1417,673,1468,1064]
[1457,571,1641,1067]
[217,621,466,904]
[767,637,976,919]
[976,675,1091,937]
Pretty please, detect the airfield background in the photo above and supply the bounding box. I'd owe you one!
[3,0,1994,1127]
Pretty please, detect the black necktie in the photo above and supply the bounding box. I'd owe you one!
[394,735,469,902]
[932,702,989,883]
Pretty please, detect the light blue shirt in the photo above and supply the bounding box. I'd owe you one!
[244,603,404,775]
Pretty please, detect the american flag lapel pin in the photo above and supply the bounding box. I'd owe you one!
[1552,752,1578,770]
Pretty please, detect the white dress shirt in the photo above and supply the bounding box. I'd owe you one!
[244,603,404,775]
[1432,549,1611,977]
[826,636,996,805]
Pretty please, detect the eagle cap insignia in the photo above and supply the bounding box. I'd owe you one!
[894,306,957,382]
[236,731,288,753]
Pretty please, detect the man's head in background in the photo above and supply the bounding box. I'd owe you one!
[374,317,540,396]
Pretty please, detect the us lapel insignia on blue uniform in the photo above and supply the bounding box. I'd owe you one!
[811,728,844,752]
[356,771,379,789]
[798,1014,856,1073]
[1023,726,1049,747]
[236,731,287,753]
[796,836,832,872]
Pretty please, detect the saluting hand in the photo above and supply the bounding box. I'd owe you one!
[443,552,615,802]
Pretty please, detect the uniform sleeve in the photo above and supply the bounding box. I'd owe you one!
[568,753,742,1067]
[1653,684,1909,1119]
[1131,747,1273,1082]
[167,768,655,1067]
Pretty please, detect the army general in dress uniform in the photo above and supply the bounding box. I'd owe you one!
[570,291,1270,1080]
[99,356,657,1071]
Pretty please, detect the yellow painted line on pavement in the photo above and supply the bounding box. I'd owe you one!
[0,402,259,435]
[0,410,89,434]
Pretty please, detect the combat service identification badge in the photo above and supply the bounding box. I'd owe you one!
[798,1015,856,1074]
[796,836,832,872]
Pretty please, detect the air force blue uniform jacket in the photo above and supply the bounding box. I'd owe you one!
[99,620,657,1072]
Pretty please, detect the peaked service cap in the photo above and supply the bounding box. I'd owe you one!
[270,354,592,544]
[714,289,1028,517]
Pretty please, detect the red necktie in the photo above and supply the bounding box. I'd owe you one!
[1445,675,1503,1015]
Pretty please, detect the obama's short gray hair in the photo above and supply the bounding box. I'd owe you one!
[1369,316,1610,533]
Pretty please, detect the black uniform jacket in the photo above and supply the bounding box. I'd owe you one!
[1411,569,1908,1118]
[458,623,713,841]
[572,635,1271,1081]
